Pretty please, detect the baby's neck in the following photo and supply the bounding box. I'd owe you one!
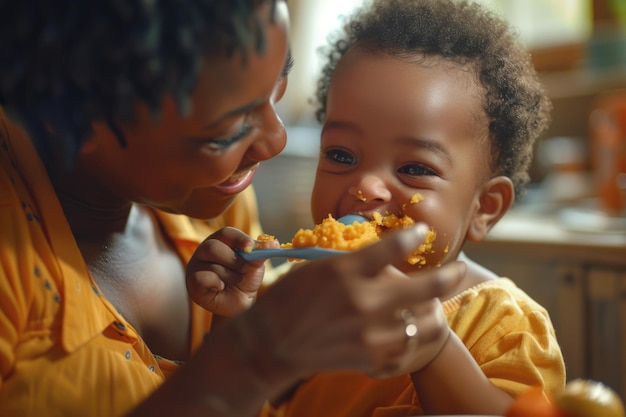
[440,252,497,300]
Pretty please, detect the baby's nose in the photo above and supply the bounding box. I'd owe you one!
[349,175,392,203]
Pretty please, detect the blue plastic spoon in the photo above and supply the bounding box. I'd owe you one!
[236,214,369,262]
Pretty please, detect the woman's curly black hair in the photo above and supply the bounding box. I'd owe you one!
[315,0,551,198]
[0,0,277,166]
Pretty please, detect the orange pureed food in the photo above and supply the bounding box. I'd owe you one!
[250,233,278,250]
[259,193,436,266]
[282,215,380,251]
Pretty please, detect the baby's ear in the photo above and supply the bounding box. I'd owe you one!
[467,176,514,242]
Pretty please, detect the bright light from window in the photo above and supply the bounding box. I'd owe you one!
[477,0,592,47]
[311,0,365,72]
[278,0,592,125]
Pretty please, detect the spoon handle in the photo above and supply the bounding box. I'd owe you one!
[237,214,367,262]
[236,247,348,262]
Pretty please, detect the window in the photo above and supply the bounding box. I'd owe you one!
[278,0,592,125]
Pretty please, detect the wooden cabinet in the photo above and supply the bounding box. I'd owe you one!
[464,209,626,399]
[586,267,626,394]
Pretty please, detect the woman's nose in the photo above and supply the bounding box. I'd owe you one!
[246,103,286,162]
[348,174,392,203]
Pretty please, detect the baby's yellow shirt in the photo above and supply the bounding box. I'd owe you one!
[0,108,263,416]
[269,278,566,417]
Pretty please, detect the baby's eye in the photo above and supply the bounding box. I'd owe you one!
[324,148,356,165]
[398,163,436,176]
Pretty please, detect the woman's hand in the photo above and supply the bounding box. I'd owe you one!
[186,227,276,317]
[146,224,465,417]
[233,224,466,387]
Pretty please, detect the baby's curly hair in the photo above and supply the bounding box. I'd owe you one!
[315,0,551,198]
[0,0,277,166]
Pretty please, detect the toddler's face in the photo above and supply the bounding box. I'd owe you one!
[311,47,494,268]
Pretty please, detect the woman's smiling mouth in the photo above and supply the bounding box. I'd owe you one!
[214,164,259,195]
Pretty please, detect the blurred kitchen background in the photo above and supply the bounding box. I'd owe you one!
[251,0,626,399]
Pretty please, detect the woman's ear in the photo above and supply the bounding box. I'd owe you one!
[467,176,514,242]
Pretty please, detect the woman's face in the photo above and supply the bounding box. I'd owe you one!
[311,48,493,269]
[77,1,290,219]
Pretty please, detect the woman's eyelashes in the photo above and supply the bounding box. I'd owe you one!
[281,51,295,80]
[206,118,251,150]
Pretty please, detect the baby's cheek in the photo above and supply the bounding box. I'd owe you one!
[429,236,453,267]
[403,201,455,268]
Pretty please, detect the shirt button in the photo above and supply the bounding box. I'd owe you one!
[125,350,132,360]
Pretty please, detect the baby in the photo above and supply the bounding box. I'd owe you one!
[188,0,566,415]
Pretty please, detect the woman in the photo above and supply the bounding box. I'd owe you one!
[0,1,465,416]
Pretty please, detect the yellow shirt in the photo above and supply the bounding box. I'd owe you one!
[271,278,566,417]
[0,109,263,416]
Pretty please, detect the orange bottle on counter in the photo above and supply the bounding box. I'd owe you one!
[589,90,626,215]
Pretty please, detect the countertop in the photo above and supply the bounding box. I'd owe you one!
[467,202,626,266]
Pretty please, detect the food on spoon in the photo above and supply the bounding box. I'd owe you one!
[257,193,436,265]
[283,214,381,252]
[250,233,279,251]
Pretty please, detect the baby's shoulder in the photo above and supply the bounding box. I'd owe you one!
[445,277,547,319]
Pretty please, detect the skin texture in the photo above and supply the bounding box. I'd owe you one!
[186,226,271,318]
[313,48,513,284]
[53,0,290,362]
[184,1,557,415]
[64,15,290,221]
[297,3,556,412]
[309,47,517,415]
[313,0,551,201]
[3,2,469,416]
[148,227,467,417]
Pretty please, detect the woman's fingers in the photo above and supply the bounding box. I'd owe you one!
[348,261,465,318]
[240,224,466,377]
[385,261,465,306]
[349,223,430,277]
[368,298,452,379]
